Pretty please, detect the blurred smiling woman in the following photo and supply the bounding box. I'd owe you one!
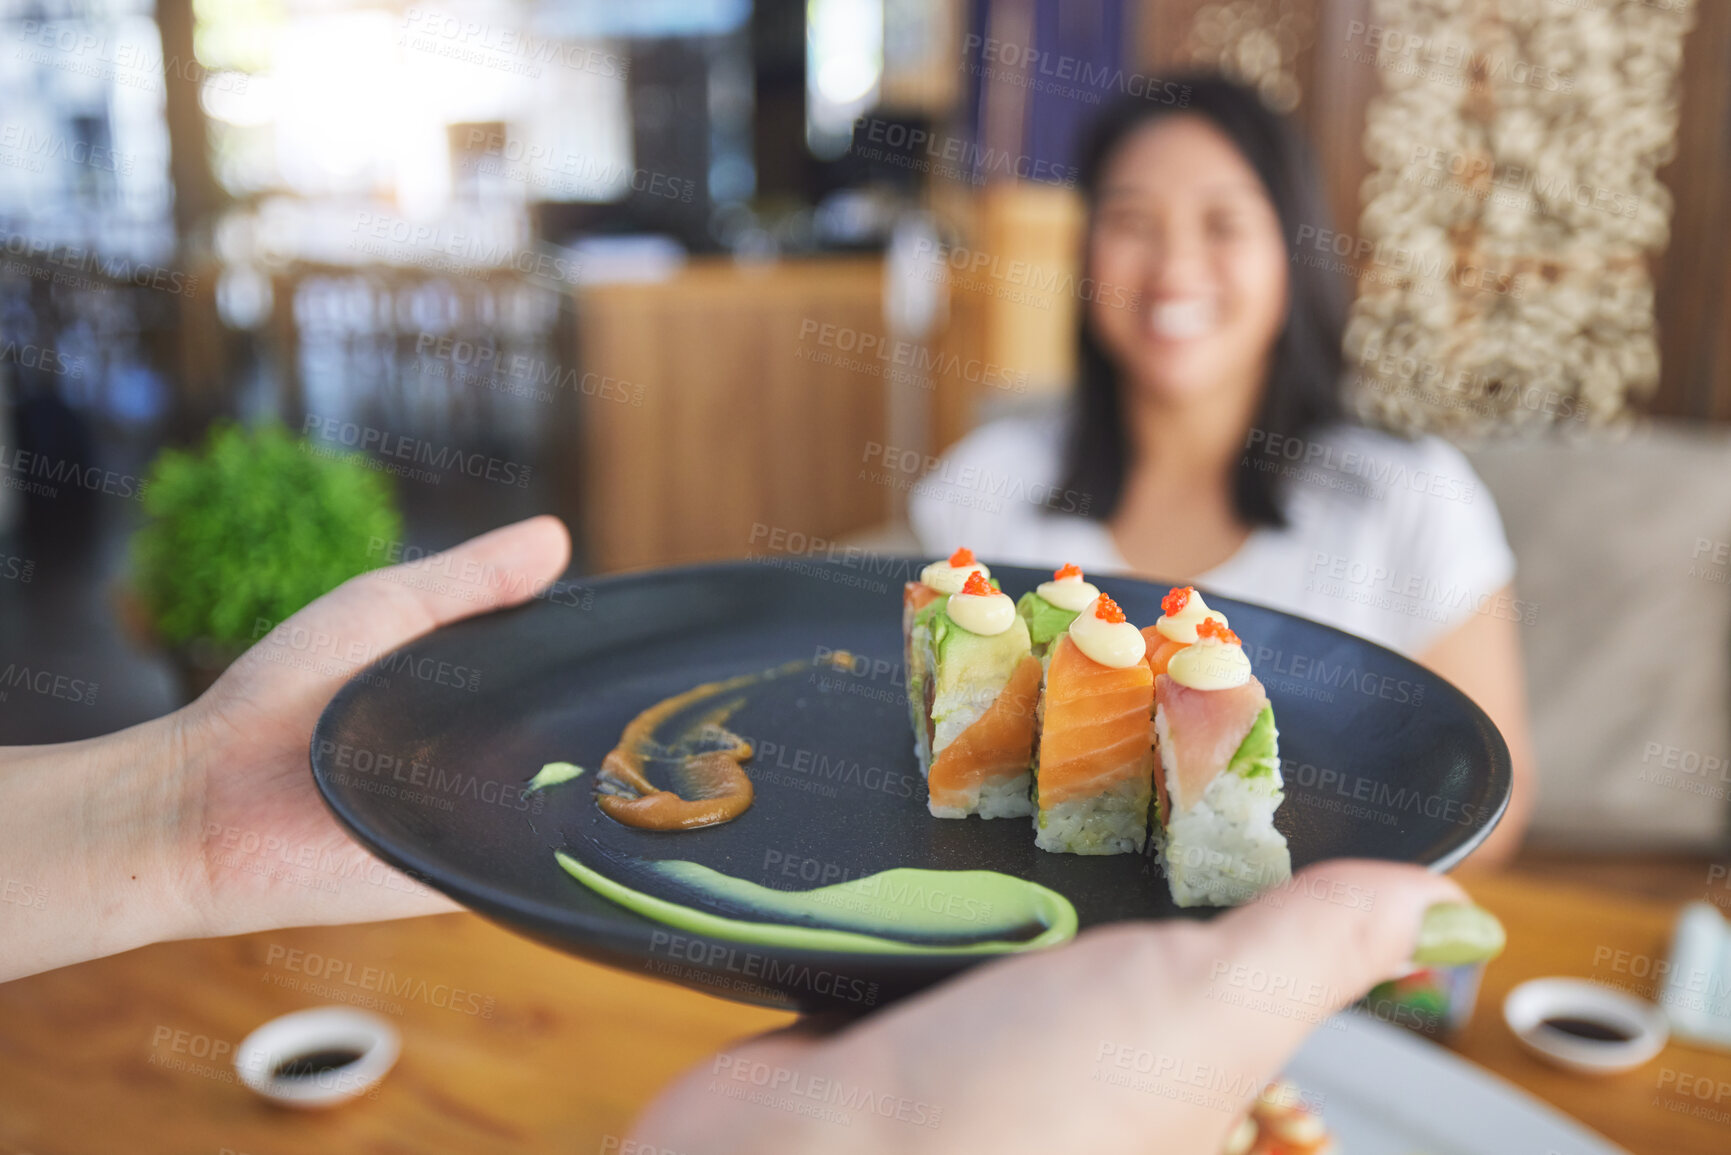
[912,75,1534,862]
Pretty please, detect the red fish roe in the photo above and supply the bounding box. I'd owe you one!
[1162,586,1194,617]
[960,571,995,598]
[1094,593,1128,623]
[1197,616,1241,646]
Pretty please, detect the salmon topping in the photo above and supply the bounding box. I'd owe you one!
[1037,635,1154,807]
[904,582,940,613]
[1142,629,1189,679]
[928,654,1041,806]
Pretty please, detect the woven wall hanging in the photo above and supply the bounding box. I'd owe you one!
[1344,0,1696,436]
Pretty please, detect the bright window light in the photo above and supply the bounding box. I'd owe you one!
[807,0,883,158]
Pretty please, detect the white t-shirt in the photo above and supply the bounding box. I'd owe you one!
[908,412,1515,657]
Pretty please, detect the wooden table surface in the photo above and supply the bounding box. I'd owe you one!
[1448,872,1731,1155]
[2,867,1728,1155]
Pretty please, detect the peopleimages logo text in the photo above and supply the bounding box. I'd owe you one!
[300,416,532,488]
[961,35,1191,106]
[852,117,1078,186]
[1,232,199,296]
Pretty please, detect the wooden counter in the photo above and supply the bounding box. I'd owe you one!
[0,914,791,1154]
[574,258,899,573]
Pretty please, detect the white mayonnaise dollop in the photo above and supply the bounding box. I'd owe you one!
[1035,571,1099,612]
[1068,597,1147,668]
[1166,636,1251,690]
[1155,589,1229,644]
[947,588,1015,636]
[920,558,990,595]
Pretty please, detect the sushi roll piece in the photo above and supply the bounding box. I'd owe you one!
[903,548,990,769]
[1153,616,1291,907]
[1014,563,1099,658]
[1032,593,1155,855]
[1223,1082,1337,1155]
[918,571,1040,819]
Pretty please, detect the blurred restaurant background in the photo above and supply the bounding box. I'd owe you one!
[5,0,1731,813]
[4,0,1731,831]
[6,0,1731,1150]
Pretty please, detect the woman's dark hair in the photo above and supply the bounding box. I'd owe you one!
[1060,73,1349,529]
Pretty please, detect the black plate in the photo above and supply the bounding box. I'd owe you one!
[311,560,1509,1012]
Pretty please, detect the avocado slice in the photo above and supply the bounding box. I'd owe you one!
[906,593,952,717]
[908,577,1003,708]
[1228,703,1278,780]
[929,609,1032,734]
[1015,591,1081,653]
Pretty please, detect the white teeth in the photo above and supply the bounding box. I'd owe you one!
[1147,299,1215,339]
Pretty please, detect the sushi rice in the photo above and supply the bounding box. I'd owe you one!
[1034,777,1150,855]
[1154,704,1292,906]
[930,774,1034,821]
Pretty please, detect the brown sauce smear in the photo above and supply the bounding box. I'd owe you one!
[598,726,756,830]
[596,658,842,832]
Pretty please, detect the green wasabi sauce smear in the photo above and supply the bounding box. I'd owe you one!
[555,852,1077,956]
[527,761,586,791]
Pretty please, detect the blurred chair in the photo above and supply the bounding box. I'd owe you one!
[1469,423,1731,853]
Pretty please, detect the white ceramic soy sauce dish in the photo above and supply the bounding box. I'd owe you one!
[233,1007,401,1108]
[1504,977,1667,1076]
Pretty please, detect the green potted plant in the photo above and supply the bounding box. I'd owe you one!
[127,421,403,701]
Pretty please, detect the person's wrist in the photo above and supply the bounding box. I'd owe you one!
[0,710,208,981]
[146,707,218,941]
[73,710,211,954]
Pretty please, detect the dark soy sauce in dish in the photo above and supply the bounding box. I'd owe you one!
[273,1048,365,1079]
[1538,1016,1634,1043]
